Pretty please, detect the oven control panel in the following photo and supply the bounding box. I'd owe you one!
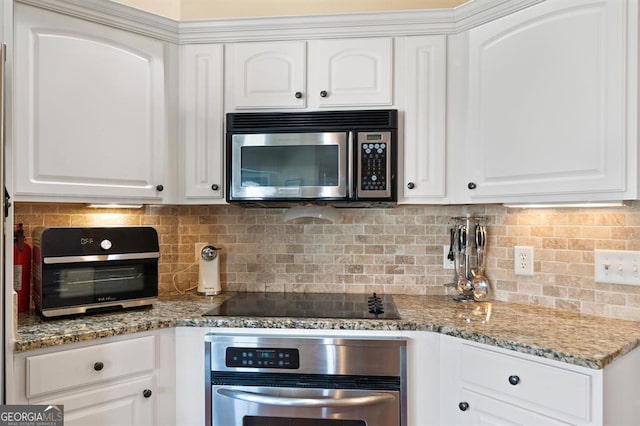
[226,347,300,369]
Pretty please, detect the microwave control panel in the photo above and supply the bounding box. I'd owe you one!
[357,131,392,198]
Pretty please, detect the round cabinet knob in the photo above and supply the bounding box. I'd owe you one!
[211,184,220,191]
[93,361,104,371]
[156,184,164,192]
[407,182,415,189]
[143,389,153,398]
[467,182,477,190]
[508,375,520,385]
[99,239,112,251]
[458,402,469,412]
[320,90,328,98]
[294,91,303,99]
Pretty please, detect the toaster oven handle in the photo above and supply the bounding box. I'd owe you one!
[217,388,395,408]
[43,251,160,264]
[347,131,354,199]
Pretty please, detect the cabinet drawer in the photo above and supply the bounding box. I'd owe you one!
[27,336,156,397]
[460,344,591,421]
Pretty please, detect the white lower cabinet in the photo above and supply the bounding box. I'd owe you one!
[11,330,175,426]
[30,376,157,426]
[439,334,640,426]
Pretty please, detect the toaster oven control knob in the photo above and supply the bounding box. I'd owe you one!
[93,361,104,371]
[294,91,302,99]
[100,239,112,251]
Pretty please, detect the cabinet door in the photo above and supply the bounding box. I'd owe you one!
[462,0,626,203]
[456,389,572,426]
[14,4,169,202]
[398,35,447,203]
[310,37,393,108]
[229,41,306,109]
[31,376,156,426]
[180,44,225,202]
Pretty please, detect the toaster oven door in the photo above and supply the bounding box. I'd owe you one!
[37,256,158,315]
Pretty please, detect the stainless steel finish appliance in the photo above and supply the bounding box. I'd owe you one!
[205,334,407,426]
[203,292,400,320]
[226,109,397,207]
[32,226,159,318]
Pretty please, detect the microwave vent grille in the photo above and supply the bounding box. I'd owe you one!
[227,109,397,131]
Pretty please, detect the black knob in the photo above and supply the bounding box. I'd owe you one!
[320,90,328,97]
[93,361,104,371]
[467,182,477,190]
[458,402,469,411]
[156,184,164,192]
[407,182,415,189]
[143,389,152,398]
[211,184,219,191]
[294,91,302,99]
[508,375,520,385]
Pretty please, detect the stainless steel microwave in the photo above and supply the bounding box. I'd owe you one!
[32,226,159,319]
[226,109,398,207]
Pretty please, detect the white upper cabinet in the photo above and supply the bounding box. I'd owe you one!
[13,4,172,203]
[227,38,393,110]
[309,38,393,108]
[397,35,448,203]
[179,44,225,203]
[229,41,306,109]
[455,0,631,204]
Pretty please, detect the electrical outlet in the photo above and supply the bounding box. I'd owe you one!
[594,249,640,286]
[443,245,455,269]
[514,246,534,276]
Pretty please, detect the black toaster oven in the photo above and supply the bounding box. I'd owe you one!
[32,226,159,319]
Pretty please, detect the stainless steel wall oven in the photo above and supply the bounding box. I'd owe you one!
[32,226,159,319]
[205,333,407,426]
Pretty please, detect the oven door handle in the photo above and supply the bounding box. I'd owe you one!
[216,388,395,408]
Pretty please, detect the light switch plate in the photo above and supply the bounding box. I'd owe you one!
[594,249,640,286]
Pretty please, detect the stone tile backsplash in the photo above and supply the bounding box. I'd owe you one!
[13,201,640,321]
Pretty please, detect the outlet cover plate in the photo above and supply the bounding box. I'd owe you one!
[594,249,640,286]
[514,246,534,276]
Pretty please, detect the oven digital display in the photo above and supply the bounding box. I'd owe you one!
[226,347,299,369]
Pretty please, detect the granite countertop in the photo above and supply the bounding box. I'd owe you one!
[15,293,640,369]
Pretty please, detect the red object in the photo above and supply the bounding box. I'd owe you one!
[14,223,32,312]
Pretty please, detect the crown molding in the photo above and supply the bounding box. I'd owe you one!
[16,0,180,42]
[16,0,545,44]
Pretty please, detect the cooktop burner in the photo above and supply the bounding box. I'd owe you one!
[203,292,400,320]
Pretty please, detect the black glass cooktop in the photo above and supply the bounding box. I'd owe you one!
[203,292,400,320]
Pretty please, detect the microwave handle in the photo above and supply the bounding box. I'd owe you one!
[347,131,354,199]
